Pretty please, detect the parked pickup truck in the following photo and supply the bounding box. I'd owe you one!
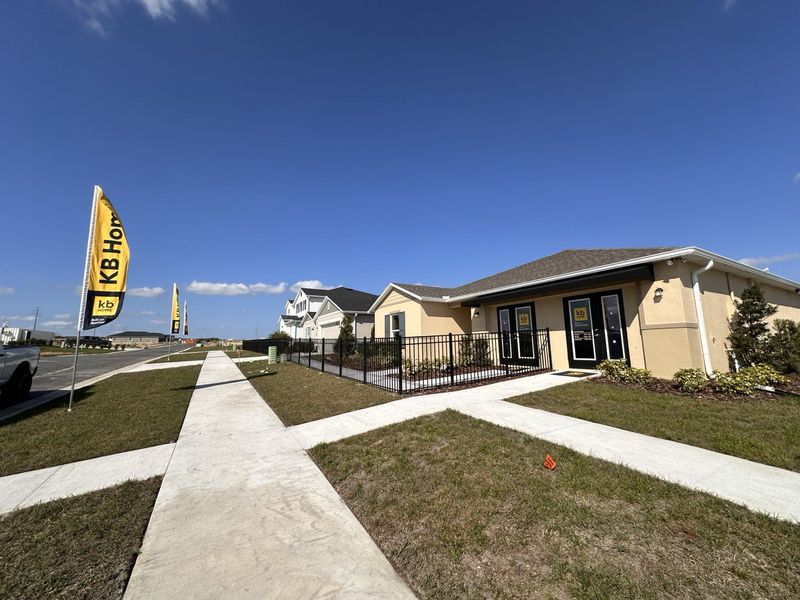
[0,345,39,402]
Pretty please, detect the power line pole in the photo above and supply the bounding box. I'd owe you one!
[32,307,39,333]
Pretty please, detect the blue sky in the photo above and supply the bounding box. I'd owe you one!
[1,0,798,339]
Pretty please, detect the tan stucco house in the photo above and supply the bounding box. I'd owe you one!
[369,247,800,378]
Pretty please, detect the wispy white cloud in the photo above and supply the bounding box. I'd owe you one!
[70,0,220,37]
[42,320,73,328]
[187,280,288,295]
[3,315,36,323]
[129,286,166,298]
[139,310,156,315]
[793,171,800,183]
[723,0,737,11]
[149,319,167,324]
[0,286,14,295]
[739,253,800,268]
[290,280,334,293]
[53,313,71,319]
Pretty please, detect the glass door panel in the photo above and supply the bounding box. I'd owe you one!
[515,306,535,358]
[601,294,626,360]
[499,309,511,358]
[568,298,596,361]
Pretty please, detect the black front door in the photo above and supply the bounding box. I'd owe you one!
[563,290,628,368]
[497,303,539,366]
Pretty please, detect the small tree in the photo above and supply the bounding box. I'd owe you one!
[767,319,800,374]
[269,330,292,341]
[728,284,777,366]
[334,314,356,356]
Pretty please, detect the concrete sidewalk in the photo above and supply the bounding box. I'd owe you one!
[124,351,413,600]
[0,444,174,515]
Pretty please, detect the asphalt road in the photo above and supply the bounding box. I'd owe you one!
[30,343,190,399]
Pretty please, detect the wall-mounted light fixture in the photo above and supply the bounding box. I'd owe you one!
[666,259,674,266]
[654,287,664,300]
[471,307,481,319]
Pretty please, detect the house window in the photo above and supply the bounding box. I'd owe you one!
[389,313,404,337]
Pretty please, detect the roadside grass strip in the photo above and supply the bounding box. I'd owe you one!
[150,351,208,364]
[238,360,397,425]
[0,366,200,477]
[310,410,800,600]
[508,380,800,472]
[0,478,161,600]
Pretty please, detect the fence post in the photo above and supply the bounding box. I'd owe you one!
[545,328,552,371]
[308,337,312,368]
[397,335,403,394]
[321,338,325,372]
[362,337,368,383]
[504,333,510,376]
[448,332,455,386]
[296,337,300,364]
[338,337,343,377]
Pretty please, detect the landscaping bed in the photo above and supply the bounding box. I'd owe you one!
[509,377,800,471]
[237,361,397,425]
[0,365,201,476]
[0,478,161,599]
[310,411,800,599]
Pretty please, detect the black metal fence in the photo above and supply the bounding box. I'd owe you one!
[243,330,552,394]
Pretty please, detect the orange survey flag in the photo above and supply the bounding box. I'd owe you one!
[543,454,557,470]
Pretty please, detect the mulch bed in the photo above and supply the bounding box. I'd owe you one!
[591,374,800,401]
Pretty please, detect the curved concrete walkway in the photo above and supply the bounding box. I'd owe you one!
[124,351,414,600]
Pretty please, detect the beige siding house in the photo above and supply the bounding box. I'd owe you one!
[370,247,800,378]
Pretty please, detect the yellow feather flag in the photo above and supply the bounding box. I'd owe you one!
[171,284,180,335]
[80,185,130,330]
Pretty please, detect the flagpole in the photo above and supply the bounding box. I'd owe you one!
[68,185,100,412]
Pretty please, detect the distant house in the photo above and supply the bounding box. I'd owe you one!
[107,331,167,347]
[312,287,379,339]
[278,286,378,339]
[277,288,330,337]
[369,246,800,378]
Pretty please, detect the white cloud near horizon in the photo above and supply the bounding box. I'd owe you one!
[3,315,36,323]
[739,253,800,268]
[42,320,73,328]
[793,171,800,183]
[71,0,220,36]
[129,286,166,298]
[187,280,288,295]
[53,313,71,319]
[0,287,14,295]
[290,280,334,293]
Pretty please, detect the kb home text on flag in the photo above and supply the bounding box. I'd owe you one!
[80,185,130,330]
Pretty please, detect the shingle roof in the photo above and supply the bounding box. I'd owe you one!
[322,287,379,312]
[280,315,301,321]
[299,287,334,296]
[395,248,678,299]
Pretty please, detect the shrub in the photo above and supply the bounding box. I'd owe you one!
[597,360,652,384]
[458,336,491,367]
[738,364,785,387]
[712,371,754,395]
[767,319,800,374]
[334,314,356,356]
[673,368,708,392]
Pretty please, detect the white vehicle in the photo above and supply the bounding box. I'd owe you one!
[0,345,39,402]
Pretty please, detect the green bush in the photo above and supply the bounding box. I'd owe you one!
[673,368,708,392]
[597,360,652,384]
[712,371,754,395]
[458,336,491,367]
[767,319,800,374]
[738,364,785,387]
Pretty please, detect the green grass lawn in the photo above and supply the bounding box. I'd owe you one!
[238,361,397,425]
[0,478,160,599]
[150,351,208,363]
[310,410,800,599]
[0,365,200,476]
[508,380,800,472]
[226,349,264,358]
